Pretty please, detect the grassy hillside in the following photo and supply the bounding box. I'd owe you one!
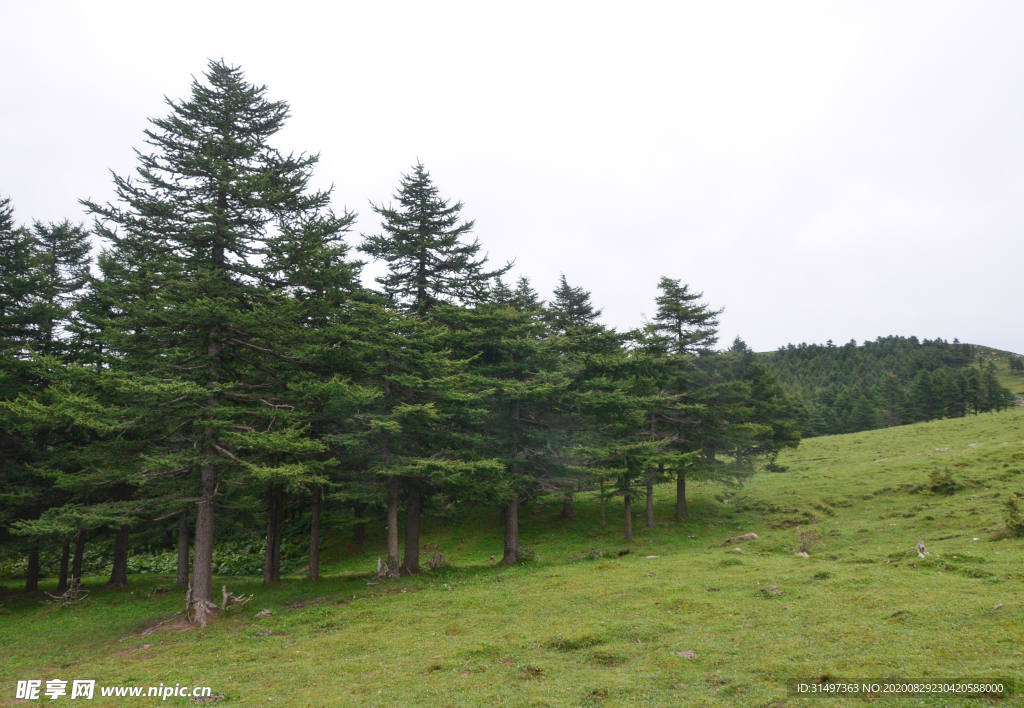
[3,408,1024,707]
[975,345,1024,397]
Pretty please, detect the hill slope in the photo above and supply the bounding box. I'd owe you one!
[758,336,1022,436]
[2,408,1023,707]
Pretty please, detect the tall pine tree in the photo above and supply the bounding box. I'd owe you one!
[360,162,510,316]
[83,60,358,617]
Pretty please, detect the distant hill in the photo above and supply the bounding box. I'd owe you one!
[757,336,1021,437]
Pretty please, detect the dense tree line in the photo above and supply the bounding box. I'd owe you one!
[0,61,799,616]
[761,336,1015,436]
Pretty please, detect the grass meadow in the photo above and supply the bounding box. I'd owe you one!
[2,406,1023,707]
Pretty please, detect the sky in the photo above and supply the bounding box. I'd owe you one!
[3,1,1022,354]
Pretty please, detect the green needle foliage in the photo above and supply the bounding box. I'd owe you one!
[644,276,722,355]
[545,274,602,335]
[2,59,805,607]
[762,337,1014,436]
[80,59,360,610]
[360,161,511,316]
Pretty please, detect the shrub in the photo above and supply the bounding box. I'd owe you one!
[1004,493,1024,537]
[928,469,964,495]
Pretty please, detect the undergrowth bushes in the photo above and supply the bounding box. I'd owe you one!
[0,537,309,581]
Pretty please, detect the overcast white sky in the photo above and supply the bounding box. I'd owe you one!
[3,1,1022,353]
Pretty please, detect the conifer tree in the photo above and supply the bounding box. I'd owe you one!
[82,60,358,616]
[511,276,543,313]
[0,196,44,590]
[436,301,568,563]
[28,220,91,357]
[849,394,878,431]
[543,276,624,513]
[0,201,99,591]
[0,197,39,360]
[490,276,514,307]
[631,281,791,519]
[878,373,906,427]
[723,338,802,469]
[360,162,510,315]
[644,277,722,355]
[545,275,601,333]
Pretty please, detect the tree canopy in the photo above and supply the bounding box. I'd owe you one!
[0,60,814,604]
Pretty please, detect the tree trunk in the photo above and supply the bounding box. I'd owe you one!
[109,525,130,588]
[193,312,222,624]
[676,471,687,520]
[263,485,276,582]
[501,493,519,564]
[624,490,633,542]
[25,546,39,592]
[600,479,606,527]
[385,477,400,577]
[561,489,574,520]
[71,529,86,581]
[646,477,655,528]
[264,484,284,583]
[57,540,70,593]
[402,482,421,574]
[309,485,321,581]
[176,516,190,589]
[193,443,217,608]
[272,487,284,581]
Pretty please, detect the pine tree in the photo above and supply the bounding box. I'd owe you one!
[633,277,714,517]
[724,341,802,468]
[644,277,722,355]
[545,275,601,333]
[908,370,937,421]
[82,60,358,616]
[849,394,879,432]
[0,196,44,590]
[632,282,784,519]
[0,201,101,592]
[0,197,39,359]
[491,275,543,313]
[878,373,906,427]
[544,276,627,513]
[436,302,569,563]
[512,276,543,313]
[490,276,515,306]
[28,220,91,357]
[360,162,510,315]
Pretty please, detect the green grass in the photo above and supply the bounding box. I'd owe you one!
[974,344,1024,397]
[3,408,1024,707]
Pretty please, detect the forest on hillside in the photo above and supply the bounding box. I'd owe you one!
[760,336,1017,437]
[0,61,803,617]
